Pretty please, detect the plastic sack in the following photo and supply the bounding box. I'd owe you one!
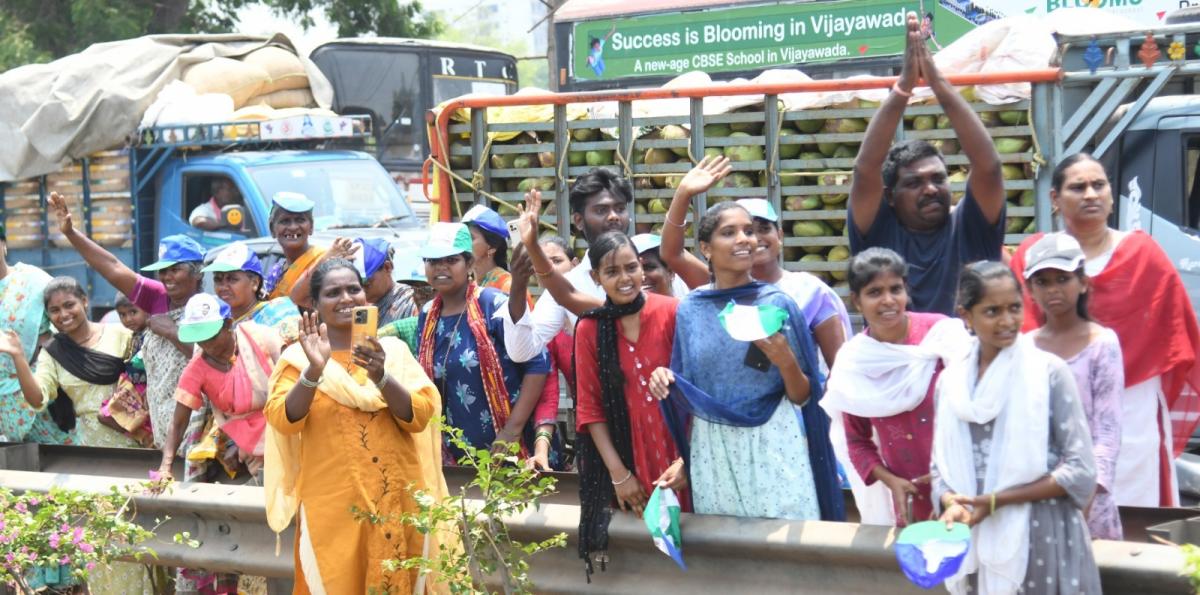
[182,57,270,108]
[141,80,236,127]
[240,45,309,95]
[915,15,1055,105]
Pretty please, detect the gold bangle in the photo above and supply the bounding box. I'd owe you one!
[534,268,551,278]
[990,493,997,515]
[611,469,633,486]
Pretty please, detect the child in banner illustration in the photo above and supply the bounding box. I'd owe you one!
[588,24,617,77]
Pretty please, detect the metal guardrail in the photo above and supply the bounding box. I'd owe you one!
[0,466,1192,594]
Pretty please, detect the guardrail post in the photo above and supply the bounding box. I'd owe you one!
[470,106,491,208]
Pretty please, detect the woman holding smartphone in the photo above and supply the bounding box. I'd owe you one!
[264,258,448,594]
[416,223,561,466]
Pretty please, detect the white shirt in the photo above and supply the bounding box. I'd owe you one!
[500,252,689,363]
[188,198,218,226]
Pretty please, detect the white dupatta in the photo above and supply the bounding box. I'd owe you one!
[821,318,971,525]
[932,334,1050,595]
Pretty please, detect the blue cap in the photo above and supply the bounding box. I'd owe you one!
[354,238,392,279]
[737,198,778,223]
[272,191,315,213]
[202,241,265,277]
[462,204,509,239]
[631,233,662,254]
[142,234,206,271]
[393,252,427,283]
[419,223,474,259]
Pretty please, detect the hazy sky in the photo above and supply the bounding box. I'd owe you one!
[235,0,494,56]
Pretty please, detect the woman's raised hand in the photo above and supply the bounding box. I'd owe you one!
[298,311,331,374]
[675,154,732,198]
[47,192,74,235]
[0,329,24,357]
[327,237,360,261]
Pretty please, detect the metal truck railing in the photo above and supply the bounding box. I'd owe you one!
[423,69,1060,306]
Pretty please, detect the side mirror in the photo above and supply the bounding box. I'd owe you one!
[221,204,247,230]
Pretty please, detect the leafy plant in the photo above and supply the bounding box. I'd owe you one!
[1180,543,1200,593]
[0,485,160,594]
[374,420,567,594]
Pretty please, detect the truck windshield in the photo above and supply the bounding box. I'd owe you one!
[247,160,415,229]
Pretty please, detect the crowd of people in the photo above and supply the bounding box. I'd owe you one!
[1,15,1198,595]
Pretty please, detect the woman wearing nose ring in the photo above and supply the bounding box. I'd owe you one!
[1009,153,1200,508]
[264,259,447,594]
[263,192,327,301]
[648,202,844,523]
[416,223,559,467]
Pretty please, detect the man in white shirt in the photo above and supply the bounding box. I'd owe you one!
[189,178,244,231]
[502,168,686,362]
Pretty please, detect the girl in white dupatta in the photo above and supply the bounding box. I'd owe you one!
[932,262,1100,595]
[823,248,970,526]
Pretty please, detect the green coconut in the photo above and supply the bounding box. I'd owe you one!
[999,110,1027,125]
[568,151,587,167]
[571,128,597,142]
[993,137,1031,154]
[791,221,832,237]
[704,123,732,138]
[491,153,517,169]
[832,144,857,159]
[647,198,669,214]
[585,150,614,167]
[512,154,534,169]
[644,148,676,165]
[723,132,765,162]
[912,115,936,131]
[660,125,691,157]
[717,172,756,188]
[793,117,825,134]
[449,154,472,169]
[1006,216,1030,234]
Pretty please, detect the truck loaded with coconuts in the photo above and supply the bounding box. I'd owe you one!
[429,15,1200,319]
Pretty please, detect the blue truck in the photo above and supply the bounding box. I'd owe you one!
[0,114,428,312]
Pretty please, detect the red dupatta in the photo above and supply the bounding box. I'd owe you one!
[1011,231,1200,461]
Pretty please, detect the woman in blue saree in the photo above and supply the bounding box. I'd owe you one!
[649,202,844,521]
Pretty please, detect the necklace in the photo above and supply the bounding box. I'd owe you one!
[438,310,466,377]
[75,324,101,348]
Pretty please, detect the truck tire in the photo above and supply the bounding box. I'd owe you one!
[1166,7,1200,25]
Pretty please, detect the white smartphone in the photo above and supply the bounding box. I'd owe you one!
[507,219,522,249]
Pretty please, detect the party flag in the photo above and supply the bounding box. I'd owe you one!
[718,301,789,342]
[894,521,971,589]
[642,486,686,570]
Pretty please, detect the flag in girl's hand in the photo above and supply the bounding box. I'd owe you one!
[643,486,686,570]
